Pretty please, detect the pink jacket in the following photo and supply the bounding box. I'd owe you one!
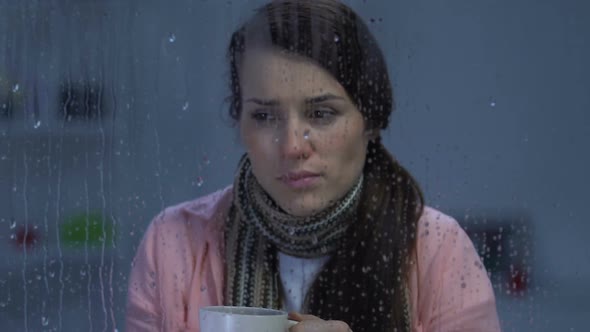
[126,186,501,331]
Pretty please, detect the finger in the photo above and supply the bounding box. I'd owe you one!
[288,312,322,322]
[289,319,351,332]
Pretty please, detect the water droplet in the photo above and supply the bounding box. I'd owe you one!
[10,234,15,240]
[10,220,16,229]
[36,275,42,280]
[34,120,41,129]
[0,302,6,308]
[80,269,86,277]
[49,271,55,278]
[168,33,176,43]
[12,84,19,92]
[200,285,207,292]
[182,101,189,111]
[196,176,204,187]
[41,316,49,326]
[303,131,310,140]
[288,227,295,235]
[334,35,340,43]
[274,137,279,143]
[202,155,210,165]
[490,101,496,107]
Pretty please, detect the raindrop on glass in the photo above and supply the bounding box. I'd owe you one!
[9,220,16,229]
[490,101,496,107]
[34,120,41,129]
[311,235,318,244]
[334,35,340,43]
[196,176,204,187]
[41,316,49,326]
[182,101,189,111]
[80,269,87,277]
[303,131,310,140]
[168,33,176,43]
[12,84,19,92]
[202,154,210,165]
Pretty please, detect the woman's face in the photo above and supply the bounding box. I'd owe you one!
[239,48,372,217]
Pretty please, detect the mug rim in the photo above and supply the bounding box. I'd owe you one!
[200,306,287,317]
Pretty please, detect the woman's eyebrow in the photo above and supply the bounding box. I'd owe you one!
[244,98,280,106]
[305,93,345,104]
[244,94,345,106]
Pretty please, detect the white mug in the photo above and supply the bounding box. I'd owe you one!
[199,306,298,332]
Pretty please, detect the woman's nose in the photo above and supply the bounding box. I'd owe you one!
[277,122,313,160]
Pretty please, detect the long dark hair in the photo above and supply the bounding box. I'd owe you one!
[226,1,424,331]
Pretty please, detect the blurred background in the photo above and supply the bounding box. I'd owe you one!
[0,0,588,330]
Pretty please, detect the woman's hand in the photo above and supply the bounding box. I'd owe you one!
[288,312,352,332]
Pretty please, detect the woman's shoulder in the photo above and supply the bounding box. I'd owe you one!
[411,209,500,330]
[147,185,234,237]
[414,206,477,266]
[416,206,464,241]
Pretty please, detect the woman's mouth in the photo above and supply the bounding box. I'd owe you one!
[279,171,322,189]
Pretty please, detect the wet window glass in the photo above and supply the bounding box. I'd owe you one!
[0,0,587,331]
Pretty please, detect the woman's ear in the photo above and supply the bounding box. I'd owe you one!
[364,128,380,141]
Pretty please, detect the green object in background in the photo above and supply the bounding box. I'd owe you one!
[60,212,115,248]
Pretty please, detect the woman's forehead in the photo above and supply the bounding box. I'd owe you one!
[239,49,348,100]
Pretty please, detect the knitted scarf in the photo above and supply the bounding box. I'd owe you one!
[224,155,363,308]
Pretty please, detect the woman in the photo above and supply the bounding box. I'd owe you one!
[126,0,501,331]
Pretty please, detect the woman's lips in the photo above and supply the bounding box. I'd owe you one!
[279,171,322,189]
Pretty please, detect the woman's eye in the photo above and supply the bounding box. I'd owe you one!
[251,111,276,123]
[309,108,336,123]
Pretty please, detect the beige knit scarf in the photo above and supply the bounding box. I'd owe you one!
[224,155,363,308]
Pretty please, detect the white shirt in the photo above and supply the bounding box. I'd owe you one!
[278,252,331,312]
